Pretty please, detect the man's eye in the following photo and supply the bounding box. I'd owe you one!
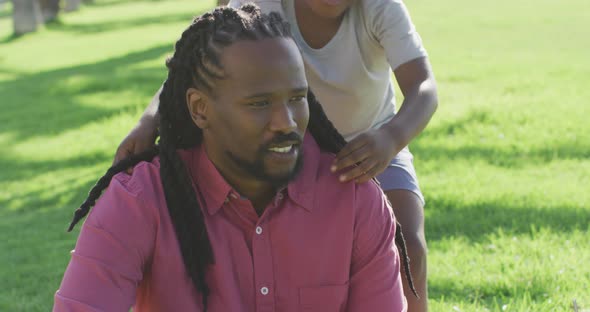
[249,101,269,108]
[290,96,306,102]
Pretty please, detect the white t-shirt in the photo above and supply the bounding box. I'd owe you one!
[229,0,427,140]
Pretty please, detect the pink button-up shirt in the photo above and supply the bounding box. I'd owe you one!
[54,136,407,311]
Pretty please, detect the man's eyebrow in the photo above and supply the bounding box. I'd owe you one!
[243,87,309,99]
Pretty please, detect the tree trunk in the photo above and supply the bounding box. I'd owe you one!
[217,0,229,6]
[64,0,79,12]
[38,0,59,23]
[12,0,42,35]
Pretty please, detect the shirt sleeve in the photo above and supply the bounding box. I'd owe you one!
[365,0,428,70]
[347,181,407,312]
[53,172,157,312]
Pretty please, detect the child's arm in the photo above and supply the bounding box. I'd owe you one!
[331,0,438,183]
[332,57,437,183]
[389,56,438,153]
[113,85,161,165]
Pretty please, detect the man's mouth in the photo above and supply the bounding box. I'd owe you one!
[268,145,294,153]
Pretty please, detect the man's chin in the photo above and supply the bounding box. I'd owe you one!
[262,166,298,187]
[263,156,303,187]
[226,148,304,187]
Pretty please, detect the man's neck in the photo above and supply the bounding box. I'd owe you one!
[231,178,276,214]
[206,158,276,215]
[221,171,277,215]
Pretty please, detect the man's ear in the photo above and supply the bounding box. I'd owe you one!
[186,88,210,129]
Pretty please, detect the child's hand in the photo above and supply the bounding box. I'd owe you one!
[330,127,401,183]
[113,121,158,172]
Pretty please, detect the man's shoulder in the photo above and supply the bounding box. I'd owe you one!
[83,157,163,236]
[110,157,163,202]
[313,150,386,208]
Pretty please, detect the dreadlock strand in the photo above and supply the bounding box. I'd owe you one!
[307,90,347,154]
[157,142,211,309]
[395,222,420,298]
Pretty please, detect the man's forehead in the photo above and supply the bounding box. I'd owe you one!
[220,38,303,77]
[215,38,307,94]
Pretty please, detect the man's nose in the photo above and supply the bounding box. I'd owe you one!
[269,102,297,133]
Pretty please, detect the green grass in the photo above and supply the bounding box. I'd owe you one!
[0,0,588,311]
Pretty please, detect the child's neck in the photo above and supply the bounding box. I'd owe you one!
[294,0,345,49]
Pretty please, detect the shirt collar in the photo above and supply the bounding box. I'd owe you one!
[179,145,232,216]
[285,132,319,212]
[179,133,321,215]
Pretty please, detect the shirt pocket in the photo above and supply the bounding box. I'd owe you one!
[299,282,349,312]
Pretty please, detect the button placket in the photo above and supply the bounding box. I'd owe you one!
[273,190,285,207]
[252,220,275,310]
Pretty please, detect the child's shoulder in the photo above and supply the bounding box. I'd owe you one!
[358,0,406,19]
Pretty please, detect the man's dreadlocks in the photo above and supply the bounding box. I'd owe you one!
[67,4,417,310]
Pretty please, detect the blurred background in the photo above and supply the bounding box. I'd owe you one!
[0,0,588,311]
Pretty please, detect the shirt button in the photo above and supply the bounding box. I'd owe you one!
[277,193,284,200]
[255,226,263,235]
[260,287,269,295]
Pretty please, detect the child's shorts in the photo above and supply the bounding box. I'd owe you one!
[375,147,425,205]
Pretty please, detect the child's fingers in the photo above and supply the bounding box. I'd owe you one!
[332,145,371,172]
[113,146,133,166]
[338,158,378,182]
[354,164,384,183]
[335,135,369,160]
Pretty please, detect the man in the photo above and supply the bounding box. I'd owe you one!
[54,5,408,311]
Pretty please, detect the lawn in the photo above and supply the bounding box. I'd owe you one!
[0,0,588,311]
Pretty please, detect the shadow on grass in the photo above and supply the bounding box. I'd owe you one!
[0,151,110,184]
[410,109,589,168]
[425,196,589,244]
[2,171,99,218]
[0,9,11,20]
[45,12,193,34]
[85,0,169,8]
[0,65,25,77]
[0,32,24,44]
[0,43,171,141]
[413,141,590,169]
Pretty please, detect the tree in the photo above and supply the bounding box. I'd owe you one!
[64,0,80,12]
[12,0,42,35]
[38,0,59,23]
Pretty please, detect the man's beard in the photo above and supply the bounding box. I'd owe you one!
[226,132,304,188]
